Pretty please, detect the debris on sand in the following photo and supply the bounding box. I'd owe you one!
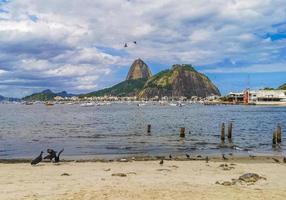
[238,173,266,183]
[216,173,266,186]
[61,173,70,176]
[219,164,235,171]
[112,173,127,177]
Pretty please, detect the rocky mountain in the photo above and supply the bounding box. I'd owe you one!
[23,89,76,101]
[138,64,220,98]
[126,58,152,80]
[83,78,147,97]
[278,83,286,90]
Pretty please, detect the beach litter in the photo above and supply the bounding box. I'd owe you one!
[61,173,70,176]
[216,173,266,186]
[112,173,127,177]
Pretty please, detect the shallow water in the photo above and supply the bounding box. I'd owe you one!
[0,103,285,159]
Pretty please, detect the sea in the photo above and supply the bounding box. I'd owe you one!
[0,103,285,159]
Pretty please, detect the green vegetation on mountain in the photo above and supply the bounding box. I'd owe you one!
[139,64,220,98]
[22,90,57,101]
[278,83,286,90]
[22,90,76,101]
[82,78,148,97]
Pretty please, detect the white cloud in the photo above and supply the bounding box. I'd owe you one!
[202,63,286,73]
[1,0,286,96]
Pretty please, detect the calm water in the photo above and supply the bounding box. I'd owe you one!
[0,103,285,159]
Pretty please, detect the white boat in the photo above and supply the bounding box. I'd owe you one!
[80,102,94,107]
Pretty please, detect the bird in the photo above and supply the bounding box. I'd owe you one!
[31,151,43,165]
[54,149,64,163]
[206,156,209,163]
[133,41,137,44]
[44,149,57,161]
[249,155,256,159]
[124,43,128,48]
[283,157,286,163]
[159,159,164,165]
[222,154,228,161]
[169,154,172,160]
[272,158,280,163]
[185,153,190,159]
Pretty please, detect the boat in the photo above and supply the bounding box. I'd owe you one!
[80,102,94,107]
[45,102,54,106]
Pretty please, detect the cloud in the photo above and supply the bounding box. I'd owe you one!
[1,0,286,97]
[202,62,286,73]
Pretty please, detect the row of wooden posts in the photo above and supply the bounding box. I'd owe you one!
[146,123,283,144]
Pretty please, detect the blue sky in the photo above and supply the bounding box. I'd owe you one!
[0,0,286,97]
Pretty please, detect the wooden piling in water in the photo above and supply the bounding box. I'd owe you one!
[227,122,233,139]
[147,124,151,133]
[272,131,277,145]
[221,123,225,141]
[180,127,185,138]
[277,124,282,143]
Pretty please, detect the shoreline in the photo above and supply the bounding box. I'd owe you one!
[1,154,285,164]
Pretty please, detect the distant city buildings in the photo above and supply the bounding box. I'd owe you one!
[227,89,286,105]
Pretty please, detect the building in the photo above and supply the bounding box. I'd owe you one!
[246,89,286,105]
[227,89,286,105]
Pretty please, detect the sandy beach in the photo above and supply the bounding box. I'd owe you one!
[1,157,286,200]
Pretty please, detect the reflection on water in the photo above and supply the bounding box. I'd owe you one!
[0,103,285,159]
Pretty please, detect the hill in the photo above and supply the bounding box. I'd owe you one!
[22,90,76,101]
[126,58,152,80]
[83,78,147,97]
[138,64,220,98]
[278,83,286,90]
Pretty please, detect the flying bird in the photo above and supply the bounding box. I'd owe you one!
[31,151,43,165]
[55,149,64,163]
[133,41,137,44]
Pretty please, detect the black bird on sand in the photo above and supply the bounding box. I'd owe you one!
[44,149,57,161]
[222,154,228,161]
[272,158,280,163]
[283,157,286,163]
[169,154,172,160]
[31,151,43,165]
[185,153,190,159]
[55,149,64,163]
[159,159,164,165]
[206,156,209,163]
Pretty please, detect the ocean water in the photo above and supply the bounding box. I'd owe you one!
[0,103,285,159]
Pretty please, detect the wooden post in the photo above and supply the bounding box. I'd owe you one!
[180,127,185,138]
[221,123,225,141]
[227,122,233,139]
[147,124,151,133]
[277,124,282,143]
[272,131,277,145]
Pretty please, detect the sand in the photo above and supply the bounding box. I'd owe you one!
[1,158,286,200]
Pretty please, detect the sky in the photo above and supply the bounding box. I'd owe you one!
[0,0,286,98]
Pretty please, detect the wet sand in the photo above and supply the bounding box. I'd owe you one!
[1,157,286,200]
